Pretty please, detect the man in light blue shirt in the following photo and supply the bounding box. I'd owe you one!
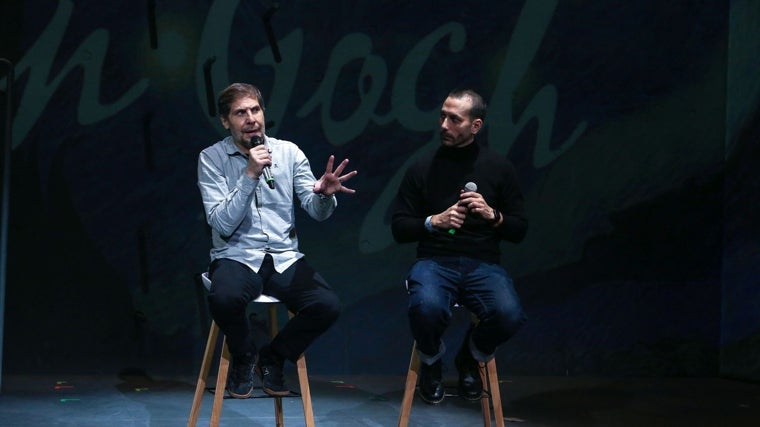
[198,83,358,398]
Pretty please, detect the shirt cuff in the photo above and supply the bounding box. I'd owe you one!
[424,215,435,232]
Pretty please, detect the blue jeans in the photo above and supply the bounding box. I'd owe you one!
[406,257,526,363]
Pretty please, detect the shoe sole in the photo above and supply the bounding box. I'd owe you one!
[262,387,291,397]
[227,388,254,399]
[418,391,445,405]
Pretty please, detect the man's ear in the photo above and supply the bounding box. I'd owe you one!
[471,118,483,134]
[220,115,230,130]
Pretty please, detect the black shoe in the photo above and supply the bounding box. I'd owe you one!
[226,352,256,398]
[455,334,483,401]
[418,360,445,404]
[257,346,289,396]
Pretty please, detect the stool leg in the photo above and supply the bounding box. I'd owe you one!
[188,320,220,427]
[296,353,315,427]
[211,336,231,427]
[478,361,492,427]
[274,398,284,427]
[485,359,505,427]
[263,305,315,427]
[283,309,315,427]
[267,305,284,427]
[397,341,420,427]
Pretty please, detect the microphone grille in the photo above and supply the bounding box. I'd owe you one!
[464,182,478,192]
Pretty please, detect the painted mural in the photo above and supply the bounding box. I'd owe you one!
[0,0,757,379]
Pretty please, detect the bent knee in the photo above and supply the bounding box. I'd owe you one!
[408,300,451,327]
[494,305,526,332]
[306,295,341,325]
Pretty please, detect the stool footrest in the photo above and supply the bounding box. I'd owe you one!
[205,387,303,398]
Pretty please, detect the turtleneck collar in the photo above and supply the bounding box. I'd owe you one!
[437,140,480,159]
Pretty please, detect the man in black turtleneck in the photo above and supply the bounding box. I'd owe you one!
[391,89,528,404]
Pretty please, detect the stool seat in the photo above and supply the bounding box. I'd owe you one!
[199,272,281,303]
[188,272,314,427]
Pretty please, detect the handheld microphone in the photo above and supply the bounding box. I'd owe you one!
[250,136,275,189]
[448,182,478,235]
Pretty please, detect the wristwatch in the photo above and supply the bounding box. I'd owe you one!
[489,208,501,225]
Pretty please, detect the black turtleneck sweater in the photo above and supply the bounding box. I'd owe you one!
[391,141,528,264]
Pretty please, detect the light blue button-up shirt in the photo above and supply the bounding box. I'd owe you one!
[198,135,337,273]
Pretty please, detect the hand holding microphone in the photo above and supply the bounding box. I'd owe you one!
[447,182,477,235]
[249,136,275,189]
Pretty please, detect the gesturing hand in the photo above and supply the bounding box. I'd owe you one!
[313,155,358,196]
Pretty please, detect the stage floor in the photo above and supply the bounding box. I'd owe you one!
[1,373,758,426]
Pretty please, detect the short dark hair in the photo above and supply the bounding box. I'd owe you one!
[448,89,487,121]
[217,83,265,118]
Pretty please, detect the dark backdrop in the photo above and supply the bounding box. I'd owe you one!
[0,0,758,380]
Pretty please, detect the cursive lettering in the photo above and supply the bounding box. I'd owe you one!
[6,0,587,257]
[4,0,148,149]
[488,0,587,167]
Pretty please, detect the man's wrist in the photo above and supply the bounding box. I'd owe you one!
[490,208,501,225]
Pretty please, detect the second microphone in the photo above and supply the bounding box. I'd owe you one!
[448,181,478,235]
[251,136,275,189]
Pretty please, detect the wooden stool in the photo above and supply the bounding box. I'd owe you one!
[397,329,505,427]
[188,273,315,427]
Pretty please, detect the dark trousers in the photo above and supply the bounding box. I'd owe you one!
[207,256,340,363]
